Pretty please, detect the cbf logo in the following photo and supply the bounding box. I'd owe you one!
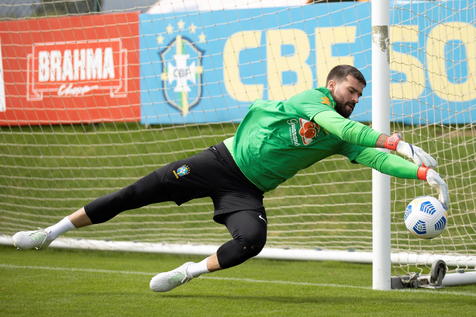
[172,164,191,179]
[158,21,205,116]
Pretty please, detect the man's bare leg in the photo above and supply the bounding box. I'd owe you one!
[68,207,92,228]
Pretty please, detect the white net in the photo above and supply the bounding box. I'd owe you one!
[389,0,476,276]
[0,0,474,279]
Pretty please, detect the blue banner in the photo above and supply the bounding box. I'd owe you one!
[140,1,475,124]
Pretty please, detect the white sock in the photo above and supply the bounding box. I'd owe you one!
[45,217,76,240]
[186,258,210,278]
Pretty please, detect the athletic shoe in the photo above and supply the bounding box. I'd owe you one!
[12,229,52,250]
[150,262,194,292]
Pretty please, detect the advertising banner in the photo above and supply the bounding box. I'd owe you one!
[0,12,140,125]
[140,1,475,124]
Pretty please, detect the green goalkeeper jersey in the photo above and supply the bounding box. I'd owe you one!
[224,87,419,192]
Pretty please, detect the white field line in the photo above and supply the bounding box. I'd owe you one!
[1,263,475,297]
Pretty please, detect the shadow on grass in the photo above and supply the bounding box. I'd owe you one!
[157,291,475,307]
[160,293,397,305]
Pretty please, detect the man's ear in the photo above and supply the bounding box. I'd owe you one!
[327,79,336,91]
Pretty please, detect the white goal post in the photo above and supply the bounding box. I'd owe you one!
[371,0,392,291]
[0,0,475,289]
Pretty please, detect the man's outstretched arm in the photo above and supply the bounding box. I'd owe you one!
[353,147,449,209]
[314,111,449,208]
[313,111,437,167]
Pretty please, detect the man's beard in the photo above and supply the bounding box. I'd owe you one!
[334,101,353,118]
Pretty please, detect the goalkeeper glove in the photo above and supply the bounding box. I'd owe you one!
[384,133,437,168]
[417,167,450,210]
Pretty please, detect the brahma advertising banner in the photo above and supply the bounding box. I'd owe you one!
[140,1,475,124]
[0,12,140,125]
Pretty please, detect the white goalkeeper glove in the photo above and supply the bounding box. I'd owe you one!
[384,133,437,168]
[417,167,450,210]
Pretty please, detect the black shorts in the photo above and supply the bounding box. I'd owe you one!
[157,142,265,224]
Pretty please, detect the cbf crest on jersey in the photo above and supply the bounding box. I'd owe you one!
[158,21,205,116]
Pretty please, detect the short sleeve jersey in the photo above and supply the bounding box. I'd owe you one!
[228,88,365,192]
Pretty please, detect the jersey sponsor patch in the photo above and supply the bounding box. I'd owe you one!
[299,118,320,145]
[172,164,191,179]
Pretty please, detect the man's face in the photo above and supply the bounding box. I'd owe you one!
[327,75,365,118]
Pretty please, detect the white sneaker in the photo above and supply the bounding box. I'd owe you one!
[12,229,52,250]
[150,262,194,292]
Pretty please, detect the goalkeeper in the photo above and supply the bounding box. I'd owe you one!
[12,65,449,292]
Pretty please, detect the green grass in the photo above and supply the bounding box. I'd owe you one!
[1,245,475,317]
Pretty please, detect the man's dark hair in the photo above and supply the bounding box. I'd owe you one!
[326,65,366,87]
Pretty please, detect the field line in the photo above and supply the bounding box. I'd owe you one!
[1,263,475,297]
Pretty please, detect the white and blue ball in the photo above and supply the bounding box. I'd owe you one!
[404,196,448,239]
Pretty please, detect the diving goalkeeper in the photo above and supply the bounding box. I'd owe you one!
[12,65,449,292]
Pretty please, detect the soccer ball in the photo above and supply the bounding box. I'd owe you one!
[404,196,448,239]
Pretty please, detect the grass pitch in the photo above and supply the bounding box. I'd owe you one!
[1,245,475,317]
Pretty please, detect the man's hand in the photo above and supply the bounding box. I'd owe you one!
[384,133,437,168]
[418,167,450,210]
[381,133,448,209]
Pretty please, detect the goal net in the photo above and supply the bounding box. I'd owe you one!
[389,0,476,285]
[0,0,474,285]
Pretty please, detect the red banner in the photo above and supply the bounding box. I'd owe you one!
[0,12,140,125]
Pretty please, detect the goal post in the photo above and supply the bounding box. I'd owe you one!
[0,0,475,289]
[371,0,391,291]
